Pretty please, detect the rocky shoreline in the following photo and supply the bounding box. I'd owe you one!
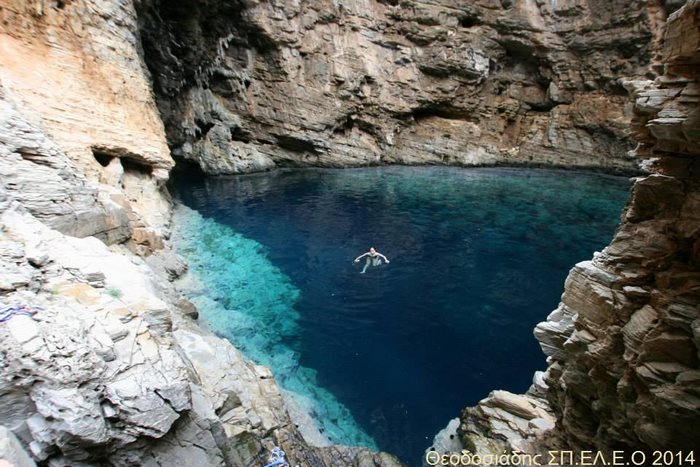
[0,202,402,466]
[428,1,700,463]
[1,0,698,466]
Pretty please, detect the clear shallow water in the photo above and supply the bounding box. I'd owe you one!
[170,167,630,465]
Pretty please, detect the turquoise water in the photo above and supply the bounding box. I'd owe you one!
[170,167,630,465]
[171,205,377,447]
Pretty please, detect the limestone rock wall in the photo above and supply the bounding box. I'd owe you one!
[536,0,700,451]
[0,203,402,466]
[0,0,173,251]
[0,90,132,246]
[426,1,699,462]
[136,0,665,175]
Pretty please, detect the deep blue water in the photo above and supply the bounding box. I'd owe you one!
[170,167,630,466]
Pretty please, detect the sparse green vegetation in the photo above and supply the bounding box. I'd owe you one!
[106,287,123,299]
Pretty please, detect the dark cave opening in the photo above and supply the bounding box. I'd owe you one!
[230,125,252,143]
[409,105,474,121]
[120,156,154,176]
[168,153,206,185]
[93,151,114,167]
[459,16,480,28]
[194,119,216,140]
[275,134,320,154]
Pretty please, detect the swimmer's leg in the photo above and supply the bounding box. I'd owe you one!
[361,258,370,273]
[372,257,382,266]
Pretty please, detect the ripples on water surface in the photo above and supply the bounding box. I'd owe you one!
[170,167,630,465]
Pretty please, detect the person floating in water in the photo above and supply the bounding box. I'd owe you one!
[354,247,390,273]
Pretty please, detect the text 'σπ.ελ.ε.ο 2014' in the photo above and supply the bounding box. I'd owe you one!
[424,449,696,466]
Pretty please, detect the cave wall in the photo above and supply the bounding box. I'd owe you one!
[442,1,699,458]
[136,0,667,175]
[537,0,700,450]
[0,0,173,253]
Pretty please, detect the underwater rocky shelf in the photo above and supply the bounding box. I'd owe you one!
[170,167,630,465]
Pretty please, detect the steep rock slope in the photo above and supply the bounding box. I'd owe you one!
[438,1,700,459]
[136,0,666,174]
[0,0,173,253]
[537,0,700,450]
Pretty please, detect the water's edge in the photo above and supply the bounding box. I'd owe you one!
[168,166,631,465]
[170,204,379,449]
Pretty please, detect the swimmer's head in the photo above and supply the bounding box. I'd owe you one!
[369,247,376,254]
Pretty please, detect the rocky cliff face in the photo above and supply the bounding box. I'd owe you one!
[0,0,173,254]
[136,0,666,175]
[439,1,700,460]
[0,1,402,466]
[538,0,700,450]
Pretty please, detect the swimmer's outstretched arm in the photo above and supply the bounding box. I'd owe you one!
[354,252,370,262]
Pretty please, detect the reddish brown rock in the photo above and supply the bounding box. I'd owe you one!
[0,0,174,249]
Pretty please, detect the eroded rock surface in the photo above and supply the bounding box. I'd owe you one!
[539,1,700,451]
[0,89,132,246]
[436,1,700,461]
[136,0,667,174]
[0,206,402,466]
[0,0,174,251]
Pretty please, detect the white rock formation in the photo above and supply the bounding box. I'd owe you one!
[0,204,402,466]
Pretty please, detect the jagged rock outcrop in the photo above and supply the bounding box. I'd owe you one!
[0,0,174,253]
[136,0,666,175]
[434,1,699,461]
[0,88,132,247]
[428,387,555,461]
[0,204,402,466]
[536,0,700,451]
